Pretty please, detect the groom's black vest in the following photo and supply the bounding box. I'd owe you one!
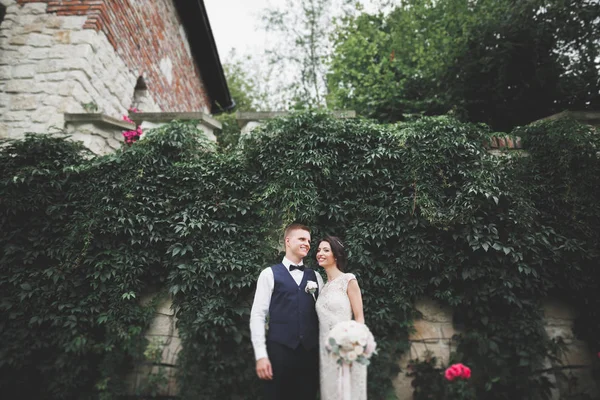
[267,263,319,350]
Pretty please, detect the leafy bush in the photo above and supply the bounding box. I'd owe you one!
[1,113,598,399]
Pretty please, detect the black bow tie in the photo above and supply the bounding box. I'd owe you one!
[289,264,305,272]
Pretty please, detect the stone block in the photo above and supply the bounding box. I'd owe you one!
[392,355,415,400]
[559,340,594,367]
[61,16,87,30]
[0,122,8,138]
[157,336,182,365]
[23,2,48,15]
[0,65,11,80]
[6,127,25,139]
[10,94,39,110]
[545,325,575,344]
[0,50,19,65]
[3,111,29,122]
[22,23,44,34]
[5,4,19,16]
[41,95,67,108]
[408,341,451,366]
[22,47,49,60]
[410,319,441,342]
[146,314,177,337]
[106,135,121,149]
[39,82,60,94]
[5,79,40,93]
[36,71,68,82]
[45,16,64,29]
[554,367,599,399]
[57,81,75,96]
[31,106,57,123]
[543,299,578,323]
[53,31,71,44]
[47,58,89,73]
[414,298,454,323]
[36,59,61,74]
[26,33,53,47]
[68,130,110,154]
[0,93,9,108]
[9,35,27,46]
[440,323,460,340]
[0,22,15,36]
[155,297,176,316]
[71,84,94,104]
[11,64,36,79]
[70,30,101,47]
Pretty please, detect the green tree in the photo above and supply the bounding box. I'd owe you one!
[215,53,265,148]
[328,0,600,130]
[262,0,354,108]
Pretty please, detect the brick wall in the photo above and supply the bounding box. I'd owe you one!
[15,0,210,112]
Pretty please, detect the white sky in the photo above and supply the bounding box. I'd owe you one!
[203,0,387,62]
[204,0,274,62]
[203,0,388,109]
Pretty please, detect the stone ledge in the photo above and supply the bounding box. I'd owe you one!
[236,110,356,128]
[64,112,135,130]
[534,110,600,127]
[128,111,221,131]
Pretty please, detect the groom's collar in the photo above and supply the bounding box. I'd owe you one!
[282,257,304,271]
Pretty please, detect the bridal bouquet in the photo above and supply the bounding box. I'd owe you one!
[326,320,377,366]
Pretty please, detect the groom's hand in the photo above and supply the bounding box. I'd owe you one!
[256,357,273,380]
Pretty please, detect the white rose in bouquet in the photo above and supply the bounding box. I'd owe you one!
[326,320,377,366]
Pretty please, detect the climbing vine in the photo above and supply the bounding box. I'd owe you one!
[1,113,598,399]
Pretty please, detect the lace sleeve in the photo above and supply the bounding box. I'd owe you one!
[343,273,357,292]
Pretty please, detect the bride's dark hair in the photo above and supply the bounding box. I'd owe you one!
[320,236,347,272]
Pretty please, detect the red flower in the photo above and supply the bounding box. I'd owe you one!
[444,363,471,381]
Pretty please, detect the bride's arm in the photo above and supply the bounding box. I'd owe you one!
[347,279,364,323]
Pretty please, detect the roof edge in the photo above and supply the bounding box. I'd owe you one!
[173,0,234,114]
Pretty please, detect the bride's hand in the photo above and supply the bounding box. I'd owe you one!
[256,357,273,380]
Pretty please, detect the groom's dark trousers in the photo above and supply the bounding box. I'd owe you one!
[264,341,319,400]
[264,264,320,400]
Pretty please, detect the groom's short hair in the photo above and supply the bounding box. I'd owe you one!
[284,223,311,239]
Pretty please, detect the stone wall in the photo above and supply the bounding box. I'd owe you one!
[127,296,180,396]
[0,0,210,142]
[134,296,597,398]
[391,298,599,400]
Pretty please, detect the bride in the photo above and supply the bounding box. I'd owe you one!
[315,236,367,400]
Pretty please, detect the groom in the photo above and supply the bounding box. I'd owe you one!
[250,223,324,400]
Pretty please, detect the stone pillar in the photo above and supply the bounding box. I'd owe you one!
[393,298,460,400]
[543,299,599,399]
[127,296,181,397]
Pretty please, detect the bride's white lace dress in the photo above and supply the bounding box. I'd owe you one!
[316,273,367,400]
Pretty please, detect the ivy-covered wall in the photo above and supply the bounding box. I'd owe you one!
[0,113,598,399]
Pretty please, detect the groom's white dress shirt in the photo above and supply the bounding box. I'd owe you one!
[250,257,324,361]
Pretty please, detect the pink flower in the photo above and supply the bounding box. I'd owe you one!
[444,363,471,381]
[444,368,457,381]
[463,366,471,379]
